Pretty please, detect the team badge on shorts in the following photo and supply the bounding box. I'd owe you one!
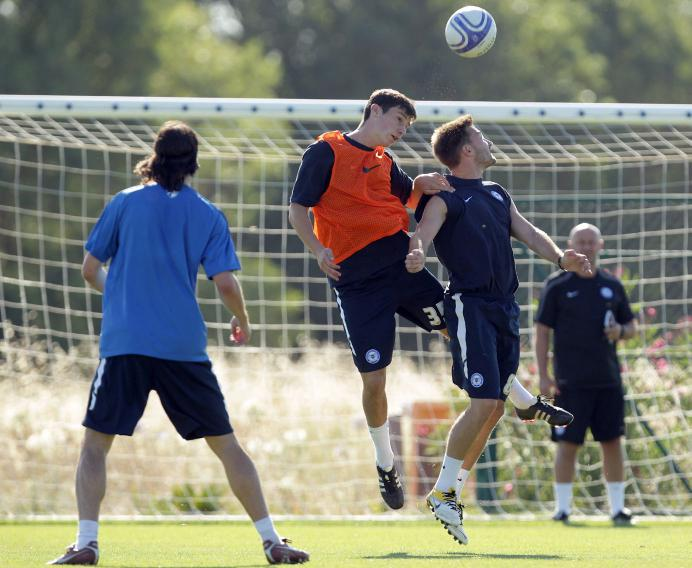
[365,349,381,364]
[470,372,484,388]
[554,426,567,438]
[600,287,614,299]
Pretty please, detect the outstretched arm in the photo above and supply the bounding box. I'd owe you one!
[405,196,448,273]
[509,200,592,275]
[213,270,251,345]
[288,202,341,280]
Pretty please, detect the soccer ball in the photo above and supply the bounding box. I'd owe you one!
[445,6,497,58]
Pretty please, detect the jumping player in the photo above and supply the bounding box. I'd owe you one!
[406,115,586,544]
[288,89,452,509]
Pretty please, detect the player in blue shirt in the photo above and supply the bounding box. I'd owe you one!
[49,122,308,566]
[406,115,591,545]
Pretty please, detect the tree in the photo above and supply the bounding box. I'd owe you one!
[0,0,281,97]
[229,0,691,103]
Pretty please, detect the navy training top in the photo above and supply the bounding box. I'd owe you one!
[415,176,518,299]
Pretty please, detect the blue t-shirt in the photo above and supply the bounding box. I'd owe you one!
[85,183,241,361]
[415,176,518,299]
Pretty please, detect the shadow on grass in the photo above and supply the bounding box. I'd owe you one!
[559,522,648,530]
[120,565,267,568]
[363,552,563,561]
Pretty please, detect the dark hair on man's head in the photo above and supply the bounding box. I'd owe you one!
[134,121,199,191]
[363,88,416,122]
[431,114,474,169]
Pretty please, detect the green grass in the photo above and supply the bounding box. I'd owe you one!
[2,520,690,567]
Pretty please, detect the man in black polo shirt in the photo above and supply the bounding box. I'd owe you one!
[535,223,637,525]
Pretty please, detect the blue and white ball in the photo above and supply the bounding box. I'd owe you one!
[445,6,497,58]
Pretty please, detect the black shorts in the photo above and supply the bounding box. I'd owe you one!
[551,385,625,444]
[333,263,444,373]
[83,355,233,440]
[445,293,520,400]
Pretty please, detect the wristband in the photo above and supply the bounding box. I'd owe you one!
[557,255,566,271]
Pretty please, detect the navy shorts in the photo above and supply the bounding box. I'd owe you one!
[333,263,444,373]
[445,293,520,400]
[83,355,233,440]
[551,385,625,444]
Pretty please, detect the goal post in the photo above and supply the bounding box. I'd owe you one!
[0,95,689,518]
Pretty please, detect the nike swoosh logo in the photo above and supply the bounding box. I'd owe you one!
[566,291,579,298]
[362,165,381,173]
[464,196,472,203]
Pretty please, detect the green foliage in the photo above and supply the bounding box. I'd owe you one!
[148,1,281,97]
[0,0,281,97]
[231,0,691,103]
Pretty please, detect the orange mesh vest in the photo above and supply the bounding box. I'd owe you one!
[313,131,409,263]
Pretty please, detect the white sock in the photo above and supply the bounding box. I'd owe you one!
[455,468,471,498]
[368,421,395,471]
[76,520,99,550]
[508,378,538,410]
[554,482,573,514]
[434,455,463,492]
[607,481,625,516]
[254,516,281,544]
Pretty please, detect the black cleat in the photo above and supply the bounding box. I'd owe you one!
[376,464,404,509]
[516,395,574,427]
[612,508,634,526]
[552,510,570,523]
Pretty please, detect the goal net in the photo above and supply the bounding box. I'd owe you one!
[0,96,689,518]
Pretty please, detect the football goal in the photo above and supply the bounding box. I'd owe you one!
[0,96,689,518]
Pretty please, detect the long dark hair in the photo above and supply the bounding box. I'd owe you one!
[134,120,199,191]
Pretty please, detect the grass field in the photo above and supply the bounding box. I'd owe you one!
[2,520,690,567]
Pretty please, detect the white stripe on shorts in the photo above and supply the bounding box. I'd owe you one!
[88,358,107,411]
[333,288,356,356]
[453,294,469,378]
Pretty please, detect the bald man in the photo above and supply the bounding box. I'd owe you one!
[534,223,637,525]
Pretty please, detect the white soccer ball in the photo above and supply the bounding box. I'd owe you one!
[445,6,497,58]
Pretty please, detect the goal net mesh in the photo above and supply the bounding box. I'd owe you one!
[0,97,689,518]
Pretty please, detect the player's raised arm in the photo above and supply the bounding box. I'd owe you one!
[288,202,341,280]
[405,195,448,273]
[508,199,592,275]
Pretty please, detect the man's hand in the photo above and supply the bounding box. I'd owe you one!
[561,249,592,276]
[317,247,341,280]
[405,246,425,273]
[604,320,622,343]
[539,374,559,397]
[230,315,251,345]
[414,172,454,195]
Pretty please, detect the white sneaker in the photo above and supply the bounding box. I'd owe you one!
[444,522,469,545]
[426,488,462,526]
